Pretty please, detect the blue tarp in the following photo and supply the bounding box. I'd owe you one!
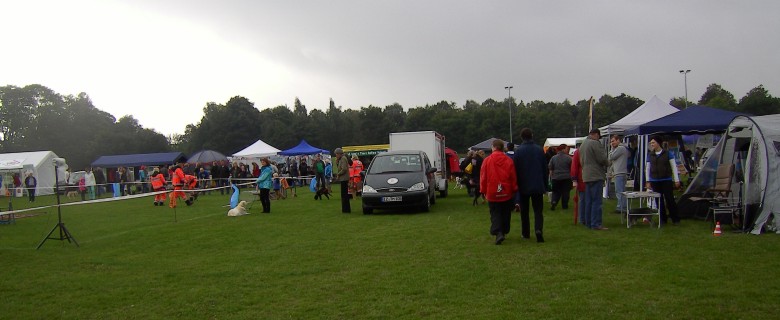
[91,152,187,168]
[623,105,749,135]
[278,140,330,156]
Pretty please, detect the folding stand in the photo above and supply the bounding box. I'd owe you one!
[37,162,78,249]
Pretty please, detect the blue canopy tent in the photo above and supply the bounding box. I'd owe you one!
[91,152,187,167]
[624,105,748,135]
[622,105,749,197]
[278,140,330,156]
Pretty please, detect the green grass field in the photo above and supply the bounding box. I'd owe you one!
[1,185,779,319]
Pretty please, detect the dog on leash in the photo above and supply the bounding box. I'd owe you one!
[66,190,79,199]
[314,187,331,200]
[227,200,249,216]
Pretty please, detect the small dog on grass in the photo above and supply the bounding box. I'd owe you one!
[66,191,79,199]
[227,200,249,216]
[314,187,331,200]
[454,176,466,189]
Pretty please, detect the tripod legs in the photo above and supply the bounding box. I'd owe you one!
[36,222,79,249]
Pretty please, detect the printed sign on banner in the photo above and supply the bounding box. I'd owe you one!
[0,159,24,170]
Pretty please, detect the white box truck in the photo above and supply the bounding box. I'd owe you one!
[389,131,448,197]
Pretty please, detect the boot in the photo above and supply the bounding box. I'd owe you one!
[536,230,545,243]
[495,232,505,245]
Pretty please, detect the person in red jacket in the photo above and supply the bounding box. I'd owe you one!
[571,147,586,226]
[480,139,518,245]
[150,167,167,206]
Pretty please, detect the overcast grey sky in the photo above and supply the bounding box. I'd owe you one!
[2,0,778,136]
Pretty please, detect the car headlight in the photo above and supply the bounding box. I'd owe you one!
[408,182,425,191]
[362,185,377,193]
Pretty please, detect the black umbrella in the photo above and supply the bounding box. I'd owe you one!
[187,150,228,164]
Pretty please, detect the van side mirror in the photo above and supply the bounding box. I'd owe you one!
[427,167,437,174]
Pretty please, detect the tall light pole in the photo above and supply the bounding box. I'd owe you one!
[505,86,513,141]
[679,69,691,108]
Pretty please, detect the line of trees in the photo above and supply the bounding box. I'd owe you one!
[2,83,778,169]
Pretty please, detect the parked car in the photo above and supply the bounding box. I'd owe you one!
[361,150,437,214]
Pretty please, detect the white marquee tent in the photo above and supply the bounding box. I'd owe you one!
[0,151,64,196]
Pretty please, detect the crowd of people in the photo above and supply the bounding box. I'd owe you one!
[31,152,370,214]
[472,127,683,245]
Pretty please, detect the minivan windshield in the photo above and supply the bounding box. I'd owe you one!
[368,154,423,174]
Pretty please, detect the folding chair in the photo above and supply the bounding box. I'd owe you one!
[691,164,741,228]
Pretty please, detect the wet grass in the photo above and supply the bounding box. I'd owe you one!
[1,186,779,319]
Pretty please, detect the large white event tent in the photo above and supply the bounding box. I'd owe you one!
[0,151,64,196]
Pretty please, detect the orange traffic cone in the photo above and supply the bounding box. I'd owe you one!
[713,221,723,236]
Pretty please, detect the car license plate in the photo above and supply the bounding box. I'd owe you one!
[382,196,402,202]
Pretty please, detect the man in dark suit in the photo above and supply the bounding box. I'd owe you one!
[513,128,548,243]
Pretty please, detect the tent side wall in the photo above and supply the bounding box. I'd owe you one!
[32,151,58,196]
[747,115,780,233]
[21,151,59,196]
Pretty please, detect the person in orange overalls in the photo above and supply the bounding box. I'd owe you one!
[150,167,167,206]
[169,163,187,208]
[349,155,364,197]
[183,174,198,206]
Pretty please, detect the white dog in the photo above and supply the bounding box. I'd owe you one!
[454,176,466,189]
[227,201,249,216]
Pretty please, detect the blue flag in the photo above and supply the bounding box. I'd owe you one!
[230,184,239,208]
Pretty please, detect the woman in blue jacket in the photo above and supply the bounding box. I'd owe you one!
[255,158,274,213]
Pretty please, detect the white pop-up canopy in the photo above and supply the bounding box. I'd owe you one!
[232,139,281,159]
[599,95,679,136]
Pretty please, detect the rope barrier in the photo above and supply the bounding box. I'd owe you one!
[3,175,324,192]
[0,181,259,217]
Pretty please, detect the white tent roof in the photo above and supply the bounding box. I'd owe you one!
[544,137,583,147]
[599,95,679,135]
[0,150,61,196]
[232,139,281,158]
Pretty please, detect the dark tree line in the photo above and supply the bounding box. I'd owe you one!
[2,83,778,169]
[0,84,169,169]
[179,83,778,156]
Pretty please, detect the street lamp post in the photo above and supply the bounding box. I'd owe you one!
[505,86,513,141]
[679,69,691,108]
